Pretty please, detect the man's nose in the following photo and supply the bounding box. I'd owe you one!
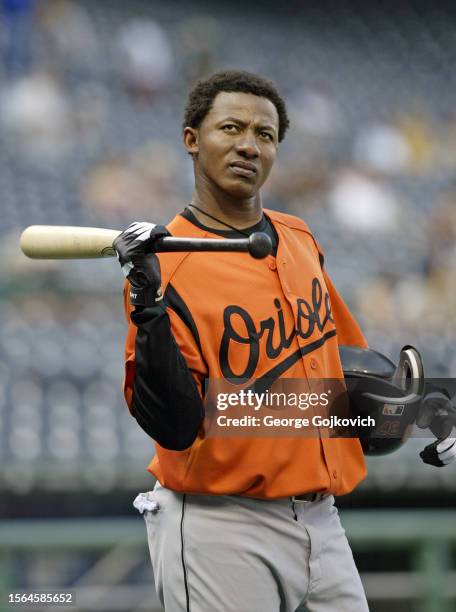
[234,133,260,159]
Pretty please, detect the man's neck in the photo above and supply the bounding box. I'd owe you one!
[190,180,263,230]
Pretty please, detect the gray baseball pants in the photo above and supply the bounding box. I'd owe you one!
[140,481,369,612]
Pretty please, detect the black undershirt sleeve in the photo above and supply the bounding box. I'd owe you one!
[130,301,205,451]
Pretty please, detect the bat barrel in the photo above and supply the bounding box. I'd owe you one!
[20,225,121,259]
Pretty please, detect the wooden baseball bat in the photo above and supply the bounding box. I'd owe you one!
[20,225,121,259]
[20,225,272,260]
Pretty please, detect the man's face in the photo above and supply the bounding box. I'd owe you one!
[184,91,279,199]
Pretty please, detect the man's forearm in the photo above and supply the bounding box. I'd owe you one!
[131,302,205,450]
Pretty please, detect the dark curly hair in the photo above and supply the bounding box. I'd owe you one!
[183,70,289,142]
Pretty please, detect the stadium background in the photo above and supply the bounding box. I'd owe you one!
[0,0,456,610]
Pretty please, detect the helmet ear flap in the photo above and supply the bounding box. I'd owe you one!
[392,345,424,397]
[340,345,425,456]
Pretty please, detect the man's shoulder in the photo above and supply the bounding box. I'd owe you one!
[264,209,313,234]
[265,208,324,262]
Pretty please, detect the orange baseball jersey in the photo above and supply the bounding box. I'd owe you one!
[123,209,368,499]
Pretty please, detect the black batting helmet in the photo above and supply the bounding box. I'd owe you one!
[339,345,424,455]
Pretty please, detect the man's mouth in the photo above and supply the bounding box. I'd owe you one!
[229,161,258,178]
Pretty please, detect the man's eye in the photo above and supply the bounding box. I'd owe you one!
[260,132,273,141]
[222,124,238,132]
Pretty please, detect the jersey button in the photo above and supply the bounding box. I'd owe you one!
[269,260,277,270]
[310,358,318,369]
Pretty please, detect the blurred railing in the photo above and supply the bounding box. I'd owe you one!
[0,511,455,612]
[343,511,456,612]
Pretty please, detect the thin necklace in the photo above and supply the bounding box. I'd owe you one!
[187,203,259,237]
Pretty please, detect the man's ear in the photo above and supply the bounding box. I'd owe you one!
[183,127,199,156]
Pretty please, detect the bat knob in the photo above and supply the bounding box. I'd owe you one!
[248,232,273,259]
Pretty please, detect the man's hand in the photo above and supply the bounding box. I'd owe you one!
[113,221,169,307]
[417,385,456,467]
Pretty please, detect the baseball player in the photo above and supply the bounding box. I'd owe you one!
[113,70,456,612]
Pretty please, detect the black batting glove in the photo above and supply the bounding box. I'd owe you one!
[420,437,456,467]
[113,221,169,307]
[417,384,456,467]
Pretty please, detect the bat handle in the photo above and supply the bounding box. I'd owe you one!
[153,232,272,259]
